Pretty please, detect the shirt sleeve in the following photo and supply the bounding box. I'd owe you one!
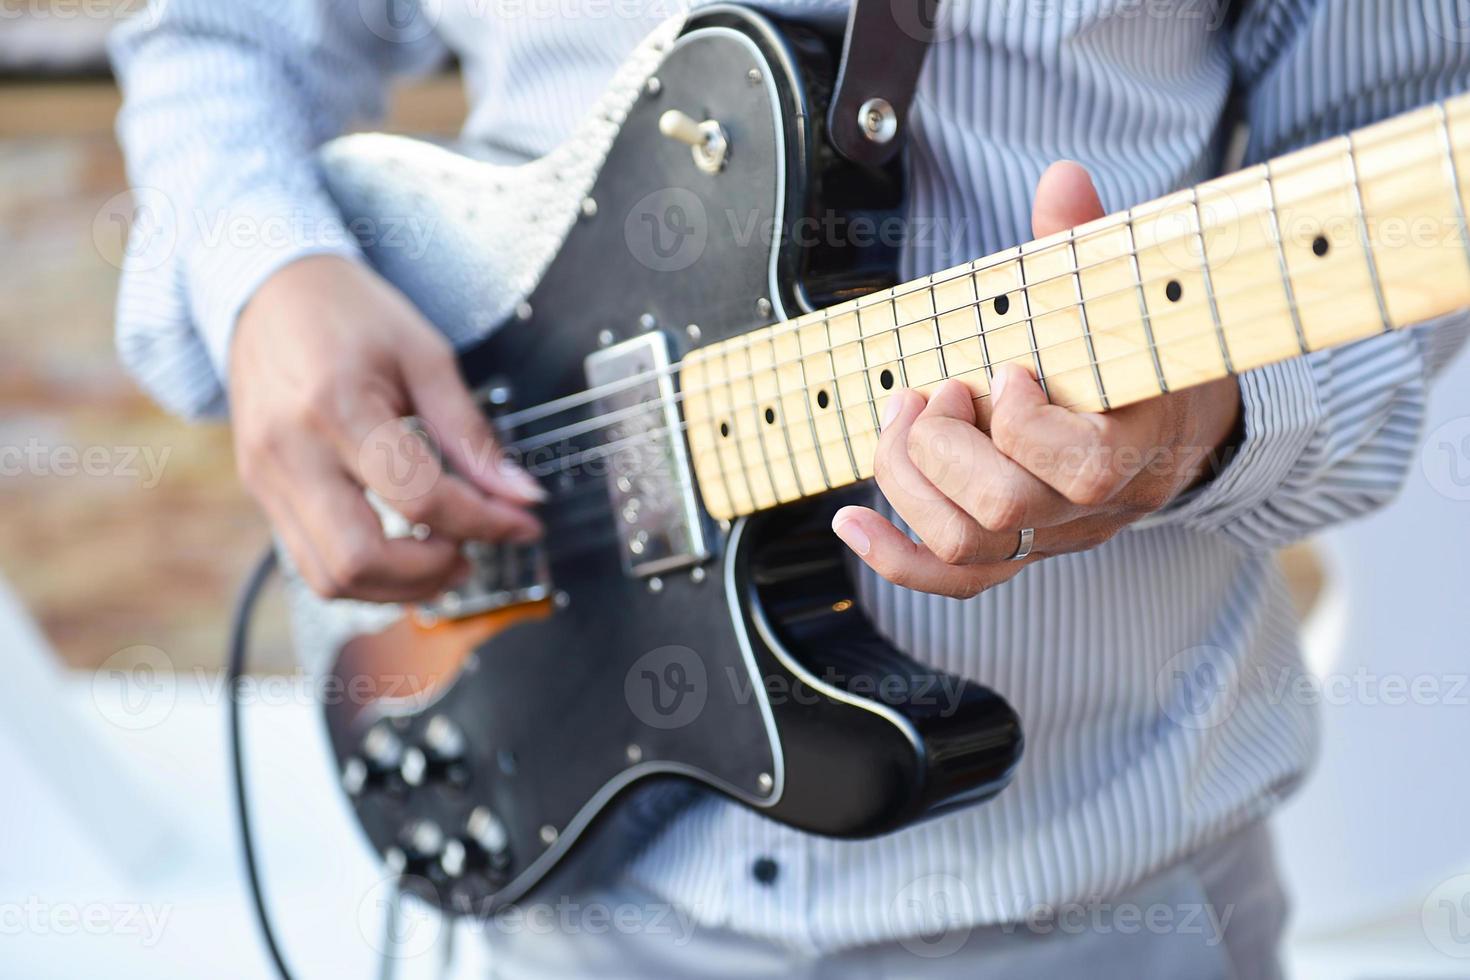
[108,0,449,418]
[1154,0,1470,551]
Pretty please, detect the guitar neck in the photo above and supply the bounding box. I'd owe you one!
[681,93,1470,521]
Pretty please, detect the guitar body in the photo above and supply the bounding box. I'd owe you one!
[308,6,1022,916]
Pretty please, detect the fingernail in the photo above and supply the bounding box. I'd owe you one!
[831,513,871,557]
[502,462,548,502]
[881,390,906,428]
[990,367,1010,404]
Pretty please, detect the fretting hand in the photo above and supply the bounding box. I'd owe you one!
[831,162,1242,599]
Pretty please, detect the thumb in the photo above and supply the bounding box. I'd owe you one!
[402,351,546,505]
[1032,160,1106,238]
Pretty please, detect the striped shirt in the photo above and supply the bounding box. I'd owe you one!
[110,0,1469,953]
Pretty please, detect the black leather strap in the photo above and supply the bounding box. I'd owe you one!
[826,0,941,167]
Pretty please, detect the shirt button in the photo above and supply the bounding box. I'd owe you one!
[751,856,779,886]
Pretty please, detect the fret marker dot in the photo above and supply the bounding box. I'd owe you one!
[764,407,776,425]
[816,390,830,409]
[1312,235,1330,257]
[994,295,1010,316]
[879,369,895,390]
[1165,280,1183,303]
[719,422,730,438]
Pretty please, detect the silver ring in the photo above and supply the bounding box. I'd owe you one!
[1009,528,1035,561]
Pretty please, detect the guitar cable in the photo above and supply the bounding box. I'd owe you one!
[228,546,415,980]
[226,546,298,980]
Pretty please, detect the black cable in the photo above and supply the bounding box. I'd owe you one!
[226,547,295,980]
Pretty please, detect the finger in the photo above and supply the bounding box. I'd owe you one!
[400,343,547,506]
[871,388,993,566]
[1032,159,1106,238]
[988,362,1159,507]
[908,379,1081,533]
[289,461,467,605]
[355,415,543,543]
[831,505,1035,599]
[277,444,470,602]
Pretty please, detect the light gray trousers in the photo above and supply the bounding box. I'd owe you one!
[470,821,1288,979]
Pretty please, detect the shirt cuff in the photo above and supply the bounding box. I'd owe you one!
[182,183,364,387]
[1141,356,1324,539]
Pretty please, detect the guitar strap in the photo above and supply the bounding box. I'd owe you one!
[826,0,941,168]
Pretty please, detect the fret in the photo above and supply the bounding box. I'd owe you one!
[1016,251,1048,400]
[1196,166,1302,374]
[1343,132,1392,333]
[1020,232,1102,411]
[772,324,830,495]
[1445,95,1470,273]
[975,249,1034,423]
[857,292,905,423]
[932,267,990,405]
[678,351,735,519]
[1189,187,1234,374]
[797,313,858,484]
[745,333,802,502]
[892,282,946,392]
[1069,228,1109,410]
[1261,162,1311,356]
[1131,192,1229,389]
[1269,136,1383,351]
[1124,215,1169,393]
[1434,102,1470,279]
[823,309,872,480]
[694,342,756,517]
[720,338,778,510]
[829,308,880,476]
[1352,106,1470,330]
[1074,214,1162,405]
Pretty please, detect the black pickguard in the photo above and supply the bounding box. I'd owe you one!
[322,6,1022,917]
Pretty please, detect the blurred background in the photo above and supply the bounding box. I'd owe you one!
[2,3,1469,978]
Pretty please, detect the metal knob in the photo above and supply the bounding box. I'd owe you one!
[404,819,444,859]
[423,715,465,762]
[467,806,509,857]
[360,725,403,772]
[658,109,730,174]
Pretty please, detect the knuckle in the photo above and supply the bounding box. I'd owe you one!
[1064,458,1121,507]
[324,535,378,597]
[234,426,284,490]
[297,381,342,430]
[930,534,971,567]
[907,421,964,484]
[972,480,1027,533]
[929,511,980,566]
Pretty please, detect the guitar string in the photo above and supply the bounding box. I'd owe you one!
[512,247,1441,495]
[501,170,1464,462]
[492,116,1462,434]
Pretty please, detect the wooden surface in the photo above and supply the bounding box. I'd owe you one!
[0,74,464,672]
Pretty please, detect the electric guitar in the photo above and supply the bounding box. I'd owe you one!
[300,5,1470,917]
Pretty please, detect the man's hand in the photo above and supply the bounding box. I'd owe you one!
[229,255,545,602]
[831,162,1242,599]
